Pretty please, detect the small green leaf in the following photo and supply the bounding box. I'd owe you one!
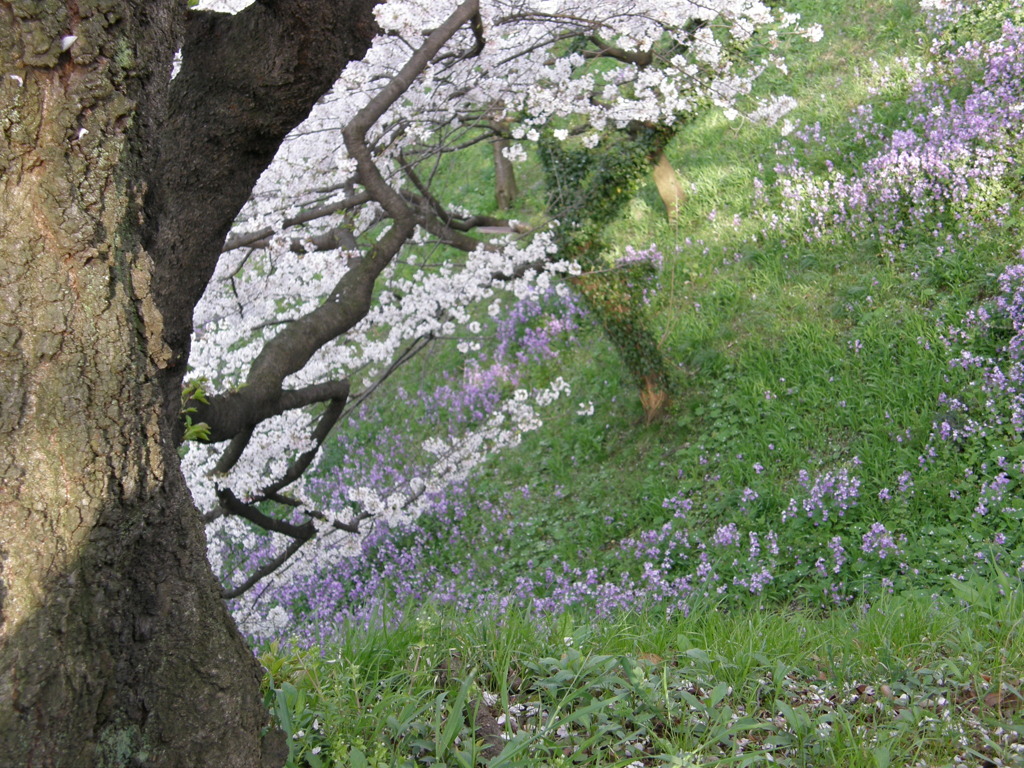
[349,747,369,768]
[708,681,731,708]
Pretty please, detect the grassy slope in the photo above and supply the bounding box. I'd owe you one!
[267,1,1024,765]
[468,0,1015,586]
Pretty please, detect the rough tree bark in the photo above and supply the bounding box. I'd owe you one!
[0,1,377,765]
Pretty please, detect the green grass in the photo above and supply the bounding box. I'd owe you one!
[264,584,1024,767]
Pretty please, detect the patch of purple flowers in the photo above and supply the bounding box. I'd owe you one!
[861,523,905,559]
[781,465,861,524]
[761,17,1024,256]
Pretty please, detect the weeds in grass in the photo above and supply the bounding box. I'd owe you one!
[263,591,1024,767]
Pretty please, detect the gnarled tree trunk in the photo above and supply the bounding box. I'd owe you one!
[0,4,276,766]
[0,0,377,764]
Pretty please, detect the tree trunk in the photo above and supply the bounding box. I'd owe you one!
[490,119,518,210]
[540,127,677,421]
[0,3,280,765]
[651,149,686,224]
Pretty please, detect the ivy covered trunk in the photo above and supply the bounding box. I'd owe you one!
[571,267,673,423]
[0,3,278,765]
[540,126,677,421]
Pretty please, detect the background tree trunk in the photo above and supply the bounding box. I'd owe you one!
[652,150,686,224]
[490,118,518,209]
[0,3,280,765]
[539,127,677,421]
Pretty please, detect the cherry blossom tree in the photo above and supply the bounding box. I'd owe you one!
[184,0,820,631]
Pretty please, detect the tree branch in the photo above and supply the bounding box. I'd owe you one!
[305,508,373,535]
[196,380,351,444]
[221,192,371,252]
[216,486,372,598]
[232,225,360,254]
[260,397,348,496]
[222,537,309,600]
[146,0,382,373]
[214,427,255,475]
[217,488,314,540]
[585,35,654,66]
